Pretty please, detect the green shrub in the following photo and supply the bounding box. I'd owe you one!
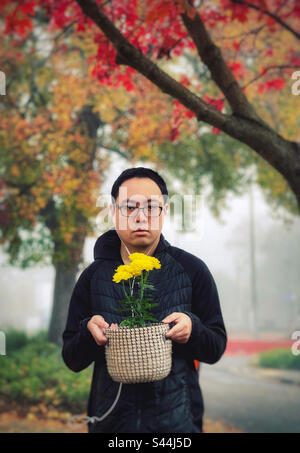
[0,330,93,413]
[4,328,29,353]
[2,328,48,354]
[255,348,300,370]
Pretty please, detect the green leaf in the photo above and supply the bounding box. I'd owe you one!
[146,302,158,309]
[143,283,155,290]
[119,319,133,327]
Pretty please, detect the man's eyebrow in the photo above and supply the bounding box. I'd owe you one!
[123,198,161,203]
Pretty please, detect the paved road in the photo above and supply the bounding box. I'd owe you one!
[199,356,300,433]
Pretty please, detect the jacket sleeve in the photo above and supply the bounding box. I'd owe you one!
[61,264,105,372]
[181,257,227,365]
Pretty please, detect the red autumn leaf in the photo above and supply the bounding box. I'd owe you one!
[258,78,285,93]
[145,1,173,24]
[170,125,180,142]
[227,61,247,79]
[212,126,221,135]
[232,41,240,51]
[179,75,191,87]
[184,110,196,119]
[203,95,225,112]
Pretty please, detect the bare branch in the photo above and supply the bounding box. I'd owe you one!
[243,64,300,90]
[231,0,300,41]
[179,7,261,122]
[97,144,129,160]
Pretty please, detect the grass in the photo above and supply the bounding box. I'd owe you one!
[253,347,300,370]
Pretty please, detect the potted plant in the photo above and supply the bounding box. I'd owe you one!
[105,253,172,384]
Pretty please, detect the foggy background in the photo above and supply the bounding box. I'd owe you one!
[1,155,300,339]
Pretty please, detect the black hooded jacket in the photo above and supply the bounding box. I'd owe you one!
[62,228,227,433]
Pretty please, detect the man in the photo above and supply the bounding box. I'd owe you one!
[62,167,227,433]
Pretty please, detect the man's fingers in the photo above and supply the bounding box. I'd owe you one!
[165,318,186,334]
[166,320,190,337]
[89,324,107,345]
[87,316,109,345]
[166,325,183,337]
[162,312,182,324]
[162,313,192,344]
[92,315,109,329]
[166,328,189,343]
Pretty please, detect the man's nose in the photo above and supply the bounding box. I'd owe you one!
[135,208,148,222]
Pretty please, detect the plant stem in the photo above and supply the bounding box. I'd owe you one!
[140,271,144,301]
[122,280,129,299]
[130,276,136,296]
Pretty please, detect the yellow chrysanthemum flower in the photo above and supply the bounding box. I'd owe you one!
[113,270,133,283]
[112,253,161,283]
[128,253,161,271]
[128,252,146,261]
[114,264,131,273]
[128,261,143,277]
[112,264,134,283]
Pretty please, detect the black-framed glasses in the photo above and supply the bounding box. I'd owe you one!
[116,204,164,218]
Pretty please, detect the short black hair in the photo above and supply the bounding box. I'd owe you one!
[111,167,168,205]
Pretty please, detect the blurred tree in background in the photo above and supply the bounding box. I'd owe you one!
[0,21,111,344]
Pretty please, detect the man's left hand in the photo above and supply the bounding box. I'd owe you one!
[162,312,192,344]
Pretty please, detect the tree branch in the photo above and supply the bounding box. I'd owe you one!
[231,0,300,41]
[75,0,228,130]
[179,7,261,122]
[75,0,300,209]
[97,143,129,160]
[243,64,300,90]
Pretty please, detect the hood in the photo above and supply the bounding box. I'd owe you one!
[93,227,171,261]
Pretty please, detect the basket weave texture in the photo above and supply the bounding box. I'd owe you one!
[105,323,172,384]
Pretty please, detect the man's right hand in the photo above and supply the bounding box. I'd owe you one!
[87,315,110,346]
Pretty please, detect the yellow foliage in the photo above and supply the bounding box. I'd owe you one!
[11,166,20,177]
[26,413,37,421]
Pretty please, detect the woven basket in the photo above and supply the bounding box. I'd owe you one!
[104,322,172,384]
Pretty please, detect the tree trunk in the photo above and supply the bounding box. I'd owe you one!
[47,259,81,346]
[47,104,102,345]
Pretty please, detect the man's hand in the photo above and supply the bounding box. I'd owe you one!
[162,312,192,344]
[87,315,110,346]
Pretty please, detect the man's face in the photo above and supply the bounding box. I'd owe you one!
[110,177,168,249]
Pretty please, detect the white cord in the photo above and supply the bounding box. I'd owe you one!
[119,234,156,258]
[89,381,123,423]
[68,382,123,427]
